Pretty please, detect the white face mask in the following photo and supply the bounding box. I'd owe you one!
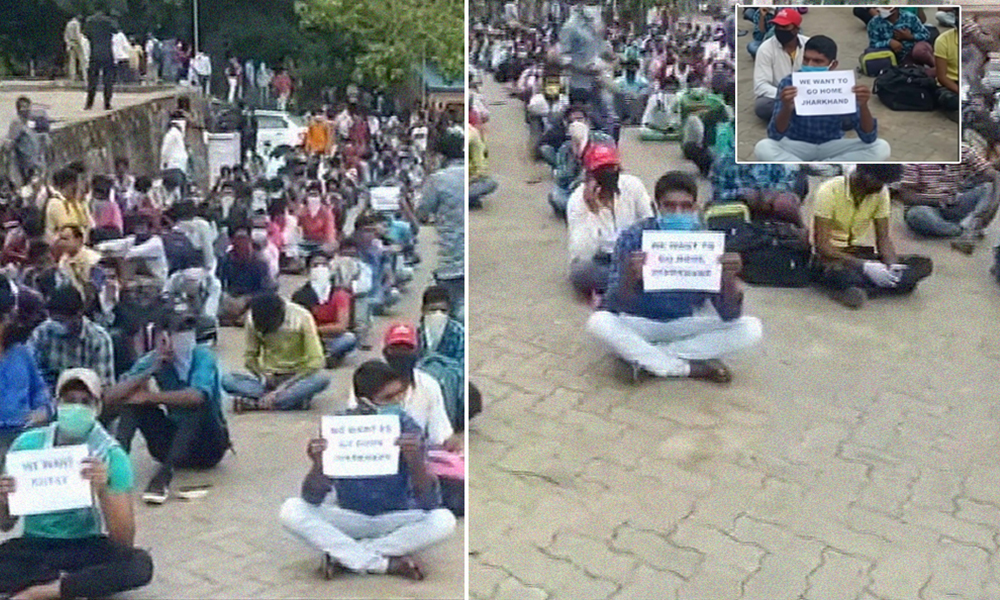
[307,195,322,215]
[171,330,197,376]
[877,8,893,18]
[310,265,332,299]
[422,310,449,348]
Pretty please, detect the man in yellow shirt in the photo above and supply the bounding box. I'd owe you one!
[221,291,330,411]
[57,225,102,298]
[812,164,933,309]
[933,15,959,120]
[46,166,91,244]
[468,115,497,209]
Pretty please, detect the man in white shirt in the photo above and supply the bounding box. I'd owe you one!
[192,51,212,95]
[160,113,189,184]
[567,144,653,298]
[64,15,85,81]
[752,8,808,121]
[112,30,132,83]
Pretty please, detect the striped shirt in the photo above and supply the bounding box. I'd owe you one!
[899,145,994,206]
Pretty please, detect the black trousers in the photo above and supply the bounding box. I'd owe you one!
[0,536,152,598]
[813,247,933,295]
[116,404,228,470]
[86,57,116,109]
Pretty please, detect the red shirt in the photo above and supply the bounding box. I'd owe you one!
[312,288,351,326]
[297,205,337,245]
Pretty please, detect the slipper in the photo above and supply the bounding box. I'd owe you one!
[688,359,732,384]
[387,556,425,581]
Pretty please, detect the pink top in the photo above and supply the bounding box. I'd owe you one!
[92,199,123,232]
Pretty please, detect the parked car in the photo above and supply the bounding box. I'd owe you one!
[253,110,305,158]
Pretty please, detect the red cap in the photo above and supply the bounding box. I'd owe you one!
[383,323,418,348]
[582,143,620,172]
[771,8,802,27]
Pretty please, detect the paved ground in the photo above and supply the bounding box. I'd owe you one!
[468,75,1000,600]
[734,7,961,162]
[0,81,178,130]
[0,223,464,598]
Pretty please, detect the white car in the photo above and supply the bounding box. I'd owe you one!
[254,110,306,158]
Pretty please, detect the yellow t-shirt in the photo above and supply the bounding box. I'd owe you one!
[468,126,489,180]
[934,28,959,85]
[813,175,890,249]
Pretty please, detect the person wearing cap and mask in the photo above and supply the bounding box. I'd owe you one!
[222,291,330,411]
[550,106,613,218]
[756,36,891,163]
[291,253,357,368]
[217,227,273,327]
[587,171,763,384]
[867,6,934,72]
[0,276,50,466]
[567,144,653,298]
[106,312,231,504]
[0,368,154,600]
[279,360,456,581]
[30,284,115,395]
[752,8,808,123]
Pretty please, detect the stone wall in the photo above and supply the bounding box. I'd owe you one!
[1,93,209,188]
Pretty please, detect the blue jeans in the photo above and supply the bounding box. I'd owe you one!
[748,40,763,59]
[221,372,331,410]
[903,184,995,238]
[325,332,357,362]
[549,185,571,217]
[469,177,498,206]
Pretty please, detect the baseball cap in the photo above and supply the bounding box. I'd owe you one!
[57,368,102,400]
[583,144,620,173]
[771,8,802,27]
[383,323,418,348]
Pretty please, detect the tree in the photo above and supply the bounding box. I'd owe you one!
[295,0,463,89]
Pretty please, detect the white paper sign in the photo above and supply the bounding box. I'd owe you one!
[791,69,857,116]
[369,186,401,211]
[642,231,725,292]
[6,445,92,516]
[321,415,401,478]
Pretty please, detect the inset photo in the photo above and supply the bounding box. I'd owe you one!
[735,4,961,163]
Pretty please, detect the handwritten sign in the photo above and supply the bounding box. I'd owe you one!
[642,231,725,292]
[369,186,401,211]
[321,415,400,478]
[791,70,857,116]
[6,445,92,516]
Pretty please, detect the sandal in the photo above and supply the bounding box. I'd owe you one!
[322,554,346,580]
[387,556,425,581]
[688,359,732,384]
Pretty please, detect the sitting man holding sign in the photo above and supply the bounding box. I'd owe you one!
[586,171,763,383]
[279,360,455,580]
[813,164,934,309]
[0,368,153,600]
[754,36,891,163]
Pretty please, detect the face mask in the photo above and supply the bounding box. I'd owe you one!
[800,65,830,72]
[171,330,197,359]
[877,8,892,18]
[423,311,449,347]
[657,213,701,231]
[774,29,797,45]
[57,404,96,440]
[306,196,322,215]
[936,11,956,27]
[357,396,405,417]
[594,169,620,196]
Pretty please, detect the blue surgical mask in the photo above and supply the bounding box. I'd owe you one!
[657,213,701,231]
[800,65,830,72]
[57,404,96,440]
[377,403,405,418]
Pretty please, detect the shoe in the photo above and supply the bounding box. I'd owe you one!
[142,468,172,504]
[322,554,346,579]
[232,396,262,413]
[951,237,976,255]
[831,286,866,309]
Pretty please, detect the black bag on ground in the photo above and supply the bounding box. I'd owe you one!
[873,66,937,111]
[726,220,812,287]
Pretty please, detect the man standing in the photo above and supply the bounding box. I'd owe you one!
[64,14,86,82]
[752,9,808,122]
[417,130,465,320]
[586,171,763,383]
[4,97,45,185]
[83,8,118,111]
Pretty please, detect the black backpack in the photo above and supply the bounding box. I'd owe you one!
[726,220,813,287]
[873,66,937,112]
[162,229,202,274]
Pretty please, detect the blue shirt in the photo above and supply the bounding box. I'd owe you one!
[125,345,225,427]
[868,12,929,55]
[768,75,878,145]
[0,344,51,431]
[331,413,442,516]
[601,218,742,322]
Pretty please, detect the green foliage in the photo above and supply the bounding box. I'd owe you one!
[296,0,463,88]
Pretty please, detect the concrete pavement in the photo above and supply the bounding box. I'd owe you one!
[469,75,1000,600]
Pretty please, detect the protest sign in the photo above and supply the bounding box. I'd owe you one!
[370,186,401,211]
[321,415,401,477]
[6,445,92,516]
[791,69,857,116]
[642,231,725,292]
